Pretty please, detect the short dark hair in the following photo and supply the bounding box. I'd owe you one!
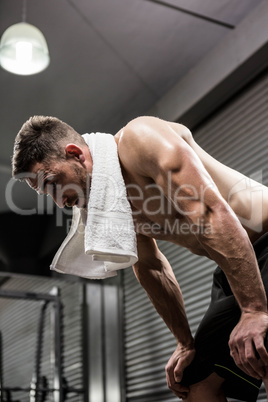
[12,115,85,178]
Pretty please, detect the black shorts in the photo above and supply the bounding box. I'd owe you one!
[181,232,268,402]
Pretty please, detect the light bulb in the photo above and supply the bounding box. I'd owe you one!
[16,41,33,63]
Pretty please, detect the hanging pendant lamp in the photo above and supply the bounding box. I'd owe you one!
[0,0,50,76]
[0,22,50,76]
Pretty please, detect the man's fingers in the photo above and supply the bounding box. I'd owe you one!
[230,339,266,379]
[166,365,189,400]
[244,338,265,378]
[174,360,184,383]
[254,335,268,365]
[165,345,195,399]
[165,352,191,399]
[231,350,258,379]
[229,312,268,380]
[252,336,268,380]
[166,362,189,391]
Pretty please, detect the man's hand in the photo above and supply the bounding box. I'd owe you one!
[229,311,268,379]
[165,344,195,400]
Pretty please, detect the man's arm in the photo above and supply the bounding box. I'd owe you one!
[118,116,268,379]
[134,234,195,398]
[157,137,268,379]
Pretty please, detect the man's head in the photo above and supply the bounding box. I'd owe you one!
[12,115,86,176]
[12,116,92,208]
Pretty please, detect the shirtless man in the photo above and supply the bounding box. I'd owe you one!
[12,115,268,401]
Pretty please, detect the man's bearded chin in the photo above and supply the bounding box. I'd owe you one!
[64,167,91,209]
[77,168,91,209]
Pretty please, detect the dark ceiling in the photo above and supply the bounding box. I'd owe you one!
[0,0,265,276]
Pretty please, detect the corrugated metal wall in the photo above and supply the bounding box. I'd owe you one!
[0,274,84,401]
[123,70,268,402]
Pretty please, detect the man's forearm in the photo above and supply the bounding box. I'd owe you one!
[133,250,194,347]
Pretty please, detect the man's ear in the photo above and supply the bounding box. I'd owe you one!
[65,144,85,163]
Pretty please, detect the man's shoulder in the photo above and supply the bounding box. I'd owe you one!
[116,116,158,156]
[119,116,159,142]
[117,116,189,177]
[121,116,193,144]
[115,116,166,177]
[125,115,158,128]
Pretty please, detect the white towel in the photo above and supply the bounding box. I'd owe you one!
[50,132,138,279]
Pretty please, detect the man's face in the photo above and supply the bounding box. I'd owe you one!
[26,158,90,209]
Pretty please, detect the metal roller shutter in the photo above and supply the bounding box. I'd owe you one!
[123,70,268,401]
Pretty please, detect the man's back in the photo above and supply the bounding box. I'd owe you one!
[179,123,268,241]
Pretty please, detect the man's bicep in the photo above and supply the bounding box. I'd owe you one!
[118,118,185,178]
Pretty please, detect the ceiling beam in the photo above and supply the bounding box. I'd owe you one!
[145,0,235,29]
